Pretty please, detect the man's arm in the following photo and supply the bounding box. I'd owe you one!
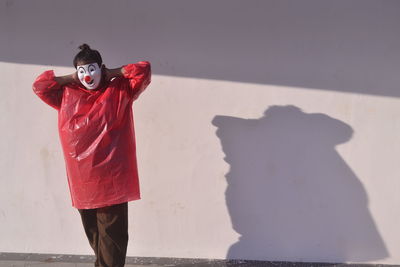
[118,61,151,100]
[32,70,67,110]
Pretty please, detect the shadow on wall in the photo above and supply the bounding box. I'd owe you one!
[1,0,400,97]
[212,106,388,262]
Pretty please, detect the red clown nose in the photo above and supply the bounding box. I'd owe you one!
[84,76,91,82]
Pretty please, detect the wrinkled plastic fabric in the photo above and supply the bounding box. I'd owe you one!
[33,62,151,209]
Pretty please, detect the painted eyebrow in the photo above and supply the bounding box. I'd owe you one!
[88,64,96,70]
[78,66,86,73]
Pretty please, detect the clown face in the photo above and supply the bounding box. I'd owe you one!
[77,63,102,90]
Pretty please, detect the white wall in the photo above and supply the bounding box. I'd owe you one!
[1,0,400,264]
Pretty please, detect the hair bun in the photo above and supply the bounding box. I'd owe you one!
[78,43,91,51]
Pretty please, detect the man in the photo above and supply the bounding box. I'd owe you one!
[32,44,151,267]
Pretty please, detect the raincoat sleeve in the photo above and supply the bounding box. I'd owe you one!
[122,61,151,100]
[32,70,63,110]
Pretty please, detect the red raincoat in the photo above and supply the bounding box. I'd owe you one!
[33,61,151,209]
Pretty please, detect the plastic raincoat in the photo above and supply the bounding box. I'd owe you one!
[33,61,151,209]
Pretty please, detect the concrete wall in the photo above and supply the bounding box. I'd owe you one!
[1,0,400,264]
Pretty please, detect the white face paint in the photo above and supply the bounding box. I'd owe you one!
[77,63,102,90]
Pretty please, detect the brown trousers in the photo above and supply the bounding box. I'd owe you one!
[78,202,129,267]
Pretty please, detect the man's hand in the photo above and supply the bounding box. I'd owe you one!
[102,65,124,82]
[55,72,79,86]
[72,71,79,83]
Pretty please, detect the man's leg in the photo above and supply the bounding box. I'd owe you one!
[78,208,100,267]
[97,202,129,267]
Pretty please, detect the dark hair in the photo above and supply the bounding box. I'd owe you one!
[73,44,102,68]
